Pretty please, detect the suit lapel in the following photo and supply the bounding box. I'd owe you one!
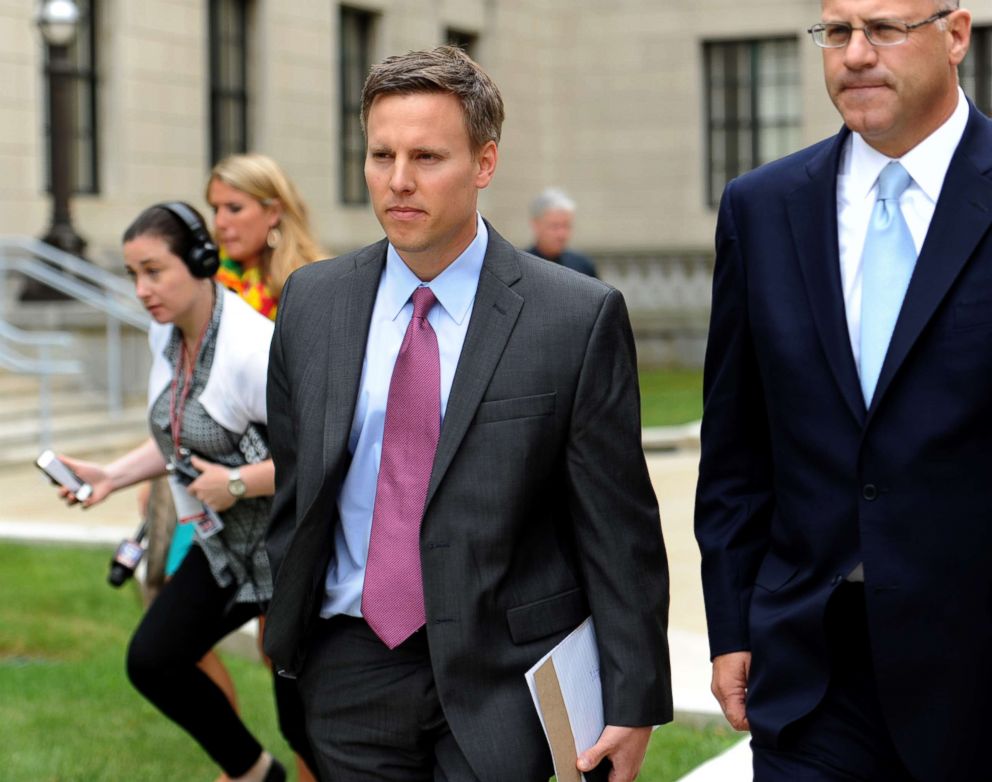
[787,129,866,425]
[425,225,523,507]
[321,241,387,474]
[868,107,992,416]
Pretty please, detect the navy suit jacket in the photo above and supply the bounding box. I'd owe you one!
[695,103,992,782]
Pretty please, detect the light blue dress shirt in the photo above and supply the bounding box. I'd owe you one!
[320,215,488,618]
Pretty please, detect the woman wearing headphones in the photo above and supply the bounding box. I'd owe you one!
[139,155,322,782]
[54,203,306,782]
[154,154,322,589]
[157,153,322,598]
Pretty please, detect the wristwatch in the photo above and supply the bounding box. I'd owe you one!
[227,468,247,499]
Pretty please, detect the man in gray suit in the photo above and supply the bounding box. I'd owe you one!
[263,46,671,782]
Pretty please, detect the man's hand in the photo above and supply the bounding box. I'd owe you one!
[711,651,751,731]
[577,724,652,781]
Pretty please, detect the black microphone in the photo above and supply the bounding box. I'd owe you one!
[107,518,149,588]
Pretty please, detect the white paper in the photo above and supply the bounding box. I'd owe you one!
[525,617,604,780]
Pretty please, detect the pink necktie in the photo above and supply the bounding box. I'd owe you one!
[362,286,440,648]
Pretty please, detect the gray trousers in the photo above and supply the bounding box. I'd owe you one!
[298,615,482,782]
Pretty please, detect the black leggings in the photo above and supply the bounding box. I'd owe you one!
[126,545,314,776]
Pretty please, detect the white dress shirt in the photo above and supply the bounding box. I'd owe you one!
[836,87,969,372]
[837,88,968,582]
[320,214,488,618]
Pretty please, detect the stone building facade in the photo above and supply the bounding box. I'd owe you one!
[4,1,992,361]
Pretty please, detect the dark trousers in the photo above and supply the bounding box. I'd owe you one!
[752,583,917,782]
[126,545,315,776]
[298,615,482,782]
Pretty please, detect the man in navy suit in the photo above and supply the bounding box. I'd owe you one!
[695,1,988,779]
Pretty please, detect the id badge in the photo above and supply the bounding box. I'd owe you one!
[167,475,225,539]
[193,507,225,540]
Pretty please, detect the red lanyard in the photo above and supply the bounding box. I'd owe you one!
[168,323,209,460]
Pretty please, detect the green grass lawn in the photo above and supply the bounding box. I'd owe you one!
[0,543,293,781]
[0,542,737,781]
[639,367,704,428]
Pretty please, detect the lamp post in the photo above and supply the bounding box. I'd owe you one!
[23,0,86,300]
[38,0,86,257]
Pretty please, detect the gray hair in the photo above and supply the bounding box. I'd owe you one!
[935,1,960,30]
[529,188,576,219]
[361,45,504,151]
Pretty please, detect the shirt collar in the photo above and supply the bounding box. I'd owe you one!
[381,212,488,324]
[844,86,969,203]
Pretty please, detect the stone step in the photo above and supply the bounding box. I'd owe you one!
[0,369,149,468]
[0,387,115,422]
[642,421,701,451]
[0,371,78,396]
[0,404,147,444]
[2,426,150,470]
[0,372,79,400]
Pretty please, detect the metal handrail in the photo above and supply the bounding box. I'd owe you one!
[2,235,137,299]
[0,319,75,348]
[1,255,147,329]
[0,342,81,374]
[0,340,83,452]
[0,236,149,330]
[0,237,150,451]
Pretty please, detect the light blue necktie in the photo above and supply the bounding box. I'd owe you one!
[859,161,917,404]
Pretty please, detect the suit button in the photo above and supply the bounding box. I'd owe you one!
[831,575,843,586]
[862,484,878,501]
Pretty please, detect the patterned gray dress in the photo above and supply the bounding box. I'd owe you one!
[149,287,273,605]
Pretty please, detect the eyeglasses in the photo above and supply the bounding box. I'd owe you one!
[807,9,952,48]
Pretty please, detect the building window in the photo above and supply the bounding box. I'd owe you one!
[446,29,478,58]
[961,26,992,115]
[704,38,801,206]
[340,7,375,205]
[209,0,250,166]
[45,0,98,194]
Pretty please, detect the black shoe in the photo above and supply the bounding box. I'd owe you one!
[263,758,286,782]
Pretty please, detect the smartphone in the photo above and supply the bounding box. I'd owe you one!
[166,453,200,487]
[35,449,93,502]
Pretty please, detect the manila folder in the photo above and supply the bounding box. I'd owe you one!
[524,617,603,782]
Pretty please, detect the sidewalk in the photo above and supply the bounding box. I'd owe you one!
[643,452,751,781]
[0,462,143,544]
[0,445,751,781]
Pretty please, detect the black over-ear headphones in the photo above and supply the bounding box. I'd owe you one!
[156,201,220,278]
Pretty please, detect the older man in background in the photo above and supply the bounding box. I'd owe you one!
[527,187,598,277]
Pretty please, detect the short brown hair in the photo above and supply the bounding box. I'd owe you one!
[361,45,505,151]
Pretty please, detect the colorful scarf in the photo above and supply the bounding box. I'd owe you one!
[215,252,278,320]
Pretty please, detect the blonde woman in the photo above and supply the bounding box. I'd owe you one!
[207,153,324,320]
[204,153,324,782]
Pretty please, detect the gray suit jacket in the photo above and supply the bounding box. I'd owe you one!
[263,223,672,781]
